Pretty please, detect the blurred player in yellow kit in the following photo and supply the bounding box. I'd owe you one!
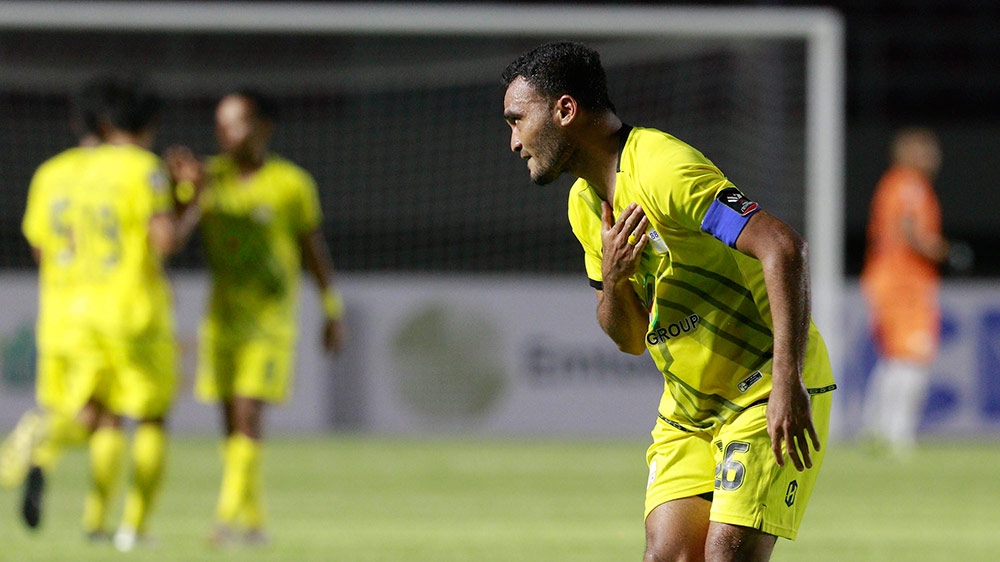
[167,90,344,546]
[1,78,110,526]
[4,78,192,550]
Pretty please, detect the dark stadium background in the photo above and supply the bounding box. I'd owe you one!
[0,0,996,277]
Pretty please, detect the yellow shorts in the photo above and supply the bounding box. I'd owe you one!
[645,391,832,540]
[35,353,72,414]
[51,332,177,420]
[196,334,294,403]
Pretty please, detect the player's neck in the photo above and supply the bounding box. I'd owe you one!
[232,150,268,176]
[104,130,150,150]
[570,114,624,202]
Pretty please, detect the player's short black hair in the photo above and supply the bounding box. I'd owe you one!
[71,75,116,138]
[233,88,277,122]
[502,41,615,113]
[100,77,161,133]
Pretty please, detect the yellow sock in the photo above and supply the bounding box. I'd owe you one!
[33,412,88,471]
[239,438,265,530]
[120,423,167,534]
[82,427,125,534]
[216,434,260,526]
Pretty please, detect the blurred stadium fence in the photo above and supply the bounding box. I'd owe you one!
[0,2,848,435]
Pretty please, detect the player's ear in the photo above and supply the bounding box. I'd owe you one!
[553,94,577,126]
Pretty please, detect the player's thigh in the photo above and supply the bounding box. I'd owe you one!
[58,344,113,418]
[231,339,293,403]
[644,418,716,559]
[35,353,69,412]
[645,496,712,562]
[705,521,776,562]
[196,329,237,402]
[108,335,177,419]
[710,392,832,541]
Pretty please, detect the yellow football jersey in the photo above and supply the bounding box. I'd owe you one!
[22,147,92,353]
[568,126,835,433]
[200,155,322,342]
[71,144,174,337]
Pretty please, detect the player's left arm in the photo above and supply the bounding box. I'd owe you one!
[301,229,345,354]
[735,211,820,472]
[148,213,177,257]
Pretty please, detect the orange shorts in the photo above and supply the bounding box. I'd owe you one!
[869,296,939,364]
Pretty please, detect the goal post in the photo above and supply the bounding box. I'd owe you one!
[0,1,845,369]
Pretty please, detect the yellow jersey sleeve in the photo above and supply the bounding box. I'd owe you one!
[633,134,736,234]
[567,180,605,286]
[22,166,49,247]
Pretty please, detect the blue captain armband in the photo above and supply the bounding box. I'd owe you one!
[700,187,761,247]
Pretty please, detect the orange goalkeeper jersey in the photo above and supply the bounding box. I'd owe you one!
[860,165,942,363]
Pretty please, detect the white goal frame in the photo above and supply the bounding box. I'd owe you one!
[0,1,846,366]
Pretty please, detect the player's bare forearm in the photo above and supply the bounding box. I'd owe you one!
[148,213,179,257]
[301,228,345,353]
[736,212,808,384]
[596,283,649,355]
[301,229,337,291]
[736,211,819,470]
[163,145,207,253]
[598,201,651,355]
[171,200,203,252]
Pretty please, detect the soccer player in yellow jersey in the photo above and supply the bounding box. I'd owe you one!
[167,91,344,546]
[12,79,188,549]
[78,81,187,552]
[502,43,836,561]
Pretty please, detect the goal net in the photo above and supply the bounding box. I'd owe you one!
[0,2,844,353]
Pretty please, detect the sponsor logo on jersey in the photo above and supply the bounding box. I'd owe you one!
[646,314,700,345]
[737,370,763,393]
[717,187,759,216]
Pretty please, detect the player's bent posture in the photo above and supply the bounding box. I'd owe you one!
[502,43,836,561]
[166,91,344,546]
[860,128,948,457]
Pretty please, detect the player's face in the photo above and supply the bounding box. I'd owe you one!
[503,77,572,185]
[215,95,266,157]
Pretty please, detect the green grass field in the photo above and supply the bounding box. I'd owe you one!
[2,436,999,561]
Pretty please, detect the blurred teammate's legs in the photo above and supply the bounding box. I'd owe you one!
[0,353,94,491]
[199,335,289,547]
[82,410,125,538]
[110,334,176,551]
[863,358,930,456]
[214,397,267,545]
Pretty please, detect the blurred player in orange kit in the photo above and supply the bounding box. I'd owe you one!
[860,127,949,456]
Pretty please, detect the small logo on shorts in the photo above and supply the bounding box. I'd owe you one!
[785,480,798,507]
[647,460,657,490]
[737,371,763,393]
